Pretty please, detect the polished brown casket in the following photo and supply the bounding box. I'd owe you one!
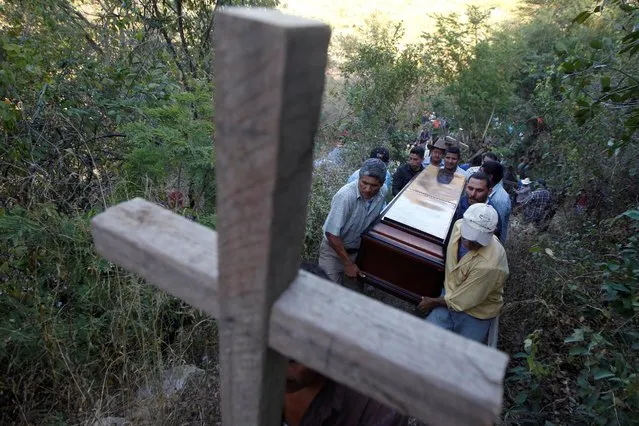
[356,165,466,304]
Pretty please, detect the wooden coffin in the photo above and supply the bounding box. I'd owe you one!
[356,165,466,304]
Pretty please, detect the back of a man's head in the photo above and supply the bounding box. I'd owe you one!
[370,147,390,164]
[483,152,499,163]
[481,160,504,185]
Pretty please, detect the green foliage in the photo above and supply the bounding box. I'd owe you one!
[0,0,255,422]
[422,6,492,86]
[563,325,638,425]
[418,6,528,136]
[443,31,522,136]
[561,0,639,148]
[0,204,213,423]
[504,211,639,424]
[600,211,639,317]
[507,330,551,412]
[123,82,215,211]
[339,15,424,129]
[303,165,349,260]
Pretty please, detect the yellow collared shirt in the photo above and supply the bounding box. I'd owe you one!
[443,220,509,319]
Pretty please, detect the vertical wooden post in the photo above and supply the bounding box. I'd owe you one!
[214,8,330,425]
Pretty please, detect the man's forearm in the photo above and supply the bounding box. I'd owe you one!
[325,232,354,265]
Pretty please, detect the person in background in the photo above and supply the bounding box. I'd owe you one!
[422,138,447,168]
[392,146,425,196]
[320,159,388,286]
[418,203,508,343]
[465,151,499,176]
[347,147,393,193]
[519,179,554,230]
[480,160,512,242]
[416,126,430,146]
[460,154,481,172]
[483,152,500,162]
[502,165,518,199]
[442,146,467,176]
[283,263,410,426]
[515,178,532,205]
[517,157,530,179]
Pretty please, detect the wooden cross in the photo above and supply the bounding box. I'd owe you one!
[90,8,509,426]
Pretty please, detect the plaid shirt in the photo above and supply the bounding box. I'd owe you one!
[524,189,553,223]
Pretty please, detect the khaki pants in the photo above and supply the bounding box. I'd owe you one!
[318,239,358,288]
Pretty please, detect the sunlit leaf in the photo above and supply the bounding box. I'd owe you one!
[573,11,592,24]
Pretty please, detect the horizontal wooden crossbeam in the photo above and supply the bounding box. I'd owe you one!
[270,271,508,425]
[91,198,509,425]
[91,198,219,317]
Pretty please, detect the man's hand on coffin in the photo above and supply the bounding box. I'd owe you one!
[344,262,361,279]
[418,296,446,313]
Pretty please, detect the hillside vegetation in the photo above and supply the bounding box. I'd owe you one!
[1,0,638,424]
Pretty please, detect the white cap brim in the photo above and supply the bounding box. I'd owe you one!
[461,220,493,246]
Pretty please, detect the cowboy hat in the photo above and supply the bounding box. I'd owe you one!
[427,138,447,151]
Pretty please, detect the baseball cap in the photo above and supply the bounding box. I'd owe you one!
[461,203,498,246]
[370,147,390,164]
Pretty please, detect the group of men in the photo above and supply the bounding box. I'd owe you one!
[288,141,517,426]
[318,142,513,343]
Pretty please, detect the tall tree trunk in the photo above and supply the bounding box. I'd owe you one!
[152,0,192,91]
[175,0,197,78]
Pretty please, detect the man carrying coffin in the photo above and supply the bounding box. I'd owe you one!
[418,203,509,343]
[319,158,388,286]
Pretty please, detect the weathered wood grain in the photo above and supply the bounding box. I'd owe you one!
[214,8,331,426]
[270,270,510,426]
[90,198,219,317]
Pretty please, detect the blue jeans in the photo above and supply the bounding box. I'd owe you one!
[425,306,493,343]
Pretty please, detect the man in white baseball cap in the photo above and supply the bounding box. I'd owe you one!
[418,203,509,343]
